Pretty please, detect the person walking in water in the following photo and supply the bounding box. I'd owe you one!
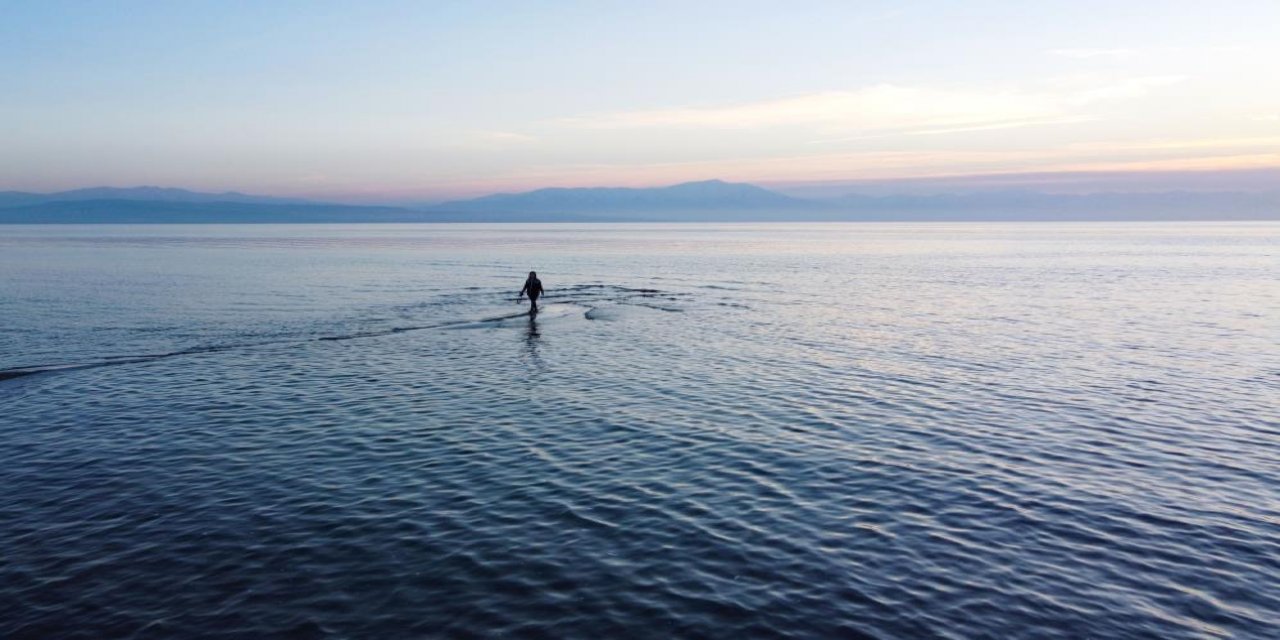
[518,270,544,314]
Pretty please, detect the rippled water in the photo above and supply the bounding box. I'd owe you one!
[2,223,1278,639]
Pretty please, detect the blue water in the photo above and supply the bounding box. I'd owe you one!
[2,223,1277,639]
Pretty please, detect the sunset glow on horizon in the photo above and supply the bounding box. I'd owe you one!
[3,1,1278,202]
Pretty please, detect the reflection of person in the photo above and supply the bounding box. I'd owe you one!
[526,313,540,342]
[518,271,544,313]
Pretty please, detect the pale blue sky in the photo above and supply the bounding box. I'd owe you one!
[3,1,1277,201]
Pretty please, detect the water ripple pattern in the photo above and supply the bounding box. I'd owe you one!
[2,222,1278,639]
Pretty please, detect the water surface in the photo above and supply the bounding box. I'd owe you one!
[2,223,1277,638]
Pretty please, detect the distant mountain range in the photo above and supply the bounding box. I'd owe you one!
[1,181,1277,223]
[0,199,430,224]
[436,179,816,214]
[0,186,317,209]
[825,189,1280,221]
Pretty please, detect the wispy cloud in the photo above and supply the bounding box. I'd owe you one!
[818,116,1098,143]
[473,130,537,145]
[563,85,1060,131]
[1048,44,1247,59]
[905,116,1098,136]
[447,134,1280,192]
[1051,75,1184,104]
[1066,136,1280,153]
[561,77,1182,139]
[1049,48,1137,59]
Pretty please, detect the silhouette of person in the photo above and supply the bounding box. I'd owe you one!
[518,270,544,314]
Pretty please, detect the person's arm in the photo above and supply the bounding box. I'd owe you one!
[518,281,529,299]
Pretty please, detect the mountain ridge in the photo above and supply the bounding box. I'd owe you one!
[1,180,1277,222]
[0,186,317,209]
[435,179,816,212]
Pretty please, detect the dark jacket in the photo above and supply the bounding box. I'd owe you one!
[520,277,543,299]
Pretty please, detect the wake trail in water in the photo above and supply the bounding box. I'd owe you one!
[0,283,704,382]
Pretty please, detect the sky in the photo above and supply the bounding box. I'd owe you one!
[2,0,1278,202]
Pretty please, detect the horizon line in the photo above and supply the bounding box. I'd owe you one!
[6,165,1280,205]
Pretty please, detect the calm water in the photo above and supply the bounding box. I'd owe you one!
[2,223,1277,639]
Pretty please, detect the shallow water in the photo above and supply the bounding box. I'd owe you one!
[2,223,1278,639]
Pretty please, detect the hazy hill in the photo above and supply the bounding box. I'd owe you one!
[0,181,1276,222]
[0,186,316,209]
[0,200,424,224]
[828,190,1280,220]
[0,199,632,223]
[431,181,1280,220]
[433,179,817,216]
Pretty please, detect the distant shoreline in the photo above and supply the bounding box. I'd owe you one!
[4,181,1277,223]
[3,219,1276,225]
